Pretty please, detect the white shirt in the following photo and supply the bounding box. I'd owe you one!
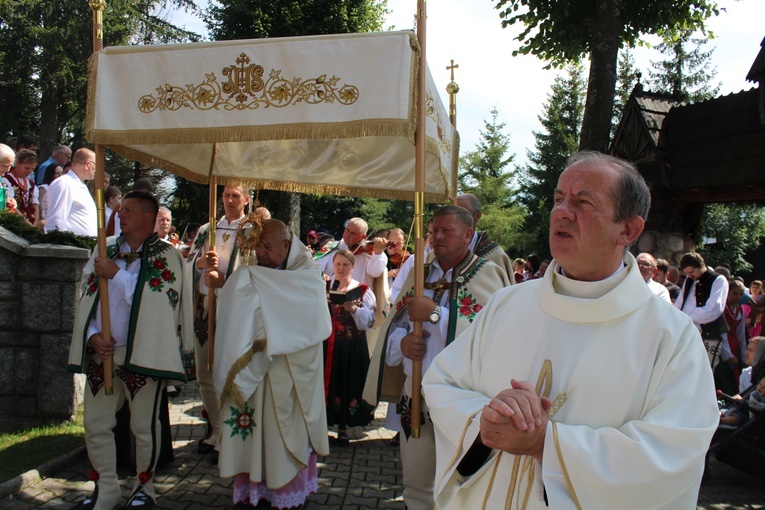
[386,257,452,380]
[196,216,243,297]
[647,278,671,303]
[44,170,97,236]
[87,241,142,348]
[675,272,729,332]
[318,239,387,288]
[390,247,432,302]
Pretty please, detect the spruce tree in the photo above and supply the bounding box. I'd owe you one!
[648,31,721,102]
[518,64,586,258]
[458,107,528,254]
[611,49,643,139]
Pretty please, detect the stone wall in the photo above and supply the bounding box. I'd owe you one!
[0,227,89,430]
[636,230,697,266]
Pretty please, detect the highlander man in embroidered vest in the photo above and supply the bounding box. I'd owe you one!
[185,184,253,455]
[68,191,193,510]
[364,205,510,510]
[457,193,514,283]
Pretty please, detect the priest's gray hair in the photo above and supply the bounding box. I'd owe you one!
[457,193,481,214]
[347,217,368,234]
[566,151,651,222]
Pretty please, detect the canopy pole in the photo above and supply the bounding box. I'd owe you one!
[90,0,113,395]
[447,59,460,205]
[411,0,427,440]
[206,146,218,371]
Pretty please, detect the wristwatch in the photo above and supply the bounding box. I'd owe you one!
[429,305,441,324]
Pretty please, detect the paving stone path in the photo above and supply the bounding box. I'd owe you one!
[2,382,763,509]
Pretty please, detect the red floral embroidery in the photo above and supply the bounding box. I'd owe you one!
[138,471,152,484]
[86,273,98,297]
[456,288,483,323]
[88,469,100,481]
[146,256,176,292]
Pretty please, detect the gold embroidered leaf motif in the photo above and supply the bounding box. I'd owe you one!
[138,53,360,113]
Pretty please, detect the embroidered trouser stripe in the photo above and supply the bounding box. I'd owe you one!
[83,348,165,508]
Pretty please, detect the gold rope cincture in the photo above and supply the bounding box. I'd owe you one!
[500,360,553,510]
[219,339,267,410]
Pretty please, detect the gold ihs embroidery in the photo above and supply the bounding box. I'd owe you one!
[138,53,360,113]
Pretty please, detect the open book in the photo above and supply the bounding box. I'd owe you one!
[329,285,363,305]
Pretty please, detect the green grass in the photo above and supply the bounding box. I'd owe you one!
[0,410,85,484]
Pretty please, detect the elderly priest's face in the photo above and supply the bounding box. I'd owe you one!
[256,232,291,269]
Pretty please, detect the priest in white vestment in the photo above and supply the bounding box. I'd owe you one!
[215,219,331,509]
[422,152,719,510]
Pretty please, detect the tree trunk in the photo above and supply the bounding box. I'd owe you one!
[579,0,622,152]
[289,192,301,235]
[39,78,58,162]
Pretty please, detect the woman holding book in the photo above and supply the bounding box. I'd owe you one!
[324,249,377,445]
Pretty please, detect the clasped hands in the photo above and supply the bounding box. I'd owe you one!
[197,250,225,288]
[480,379,552,462]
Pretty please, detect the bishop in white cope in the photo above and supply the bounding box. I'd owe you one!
[422,152,719,509]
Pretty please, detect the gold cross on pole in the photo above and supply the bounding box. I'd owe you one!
[446,59,459,81]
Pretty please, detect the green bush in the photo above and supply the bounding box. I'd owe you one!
[0,211,97,250]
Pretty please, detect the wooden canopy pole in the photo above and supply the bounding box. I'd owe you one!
[206,150,218,371]
[90,0,113,395]
[410,0,427,440]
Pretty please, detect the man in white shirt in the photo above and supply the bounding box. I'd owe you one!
[422,152,718,509]
[68,191,191,510]
[636,252,671,303]
[676,251,730,368]
[186,185,251,455]
[44,148,97,236]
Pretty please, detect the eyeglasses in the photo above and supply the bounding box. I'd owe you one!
[84,160,95,167]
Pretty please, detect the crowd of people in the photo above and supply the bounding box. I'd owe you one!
[5,138,763,509]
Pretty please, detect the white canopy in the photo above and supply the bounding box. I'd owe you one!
[87,30,458,202]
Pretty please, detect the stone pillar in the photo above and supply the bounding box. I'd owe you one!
[0,227,89,429]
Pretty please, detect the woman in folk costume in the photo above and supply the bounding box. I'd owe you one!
[324,249,377,446]
[1,148,39,225]
[214,218,331,510]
